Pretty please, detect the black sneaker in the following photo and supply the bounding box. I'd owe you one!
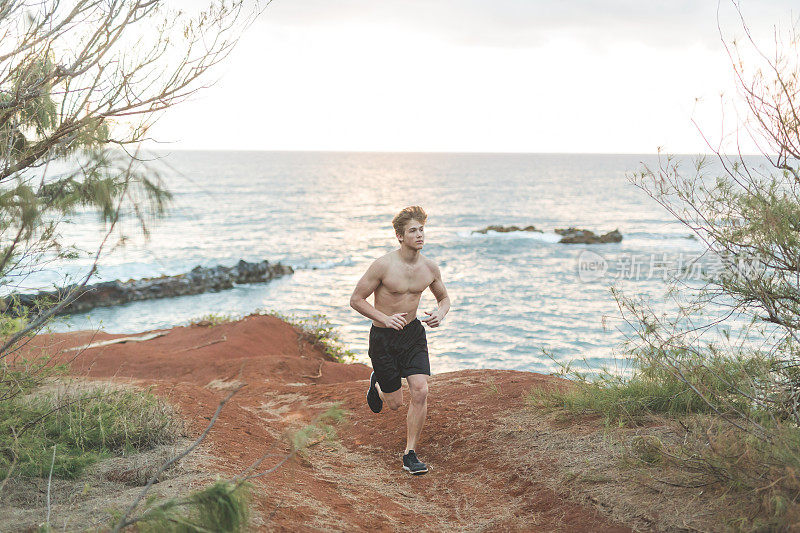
[402,450,429,475]
[366,371,383,413]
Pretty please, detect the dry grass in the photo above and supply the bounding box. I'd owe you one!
[0,376,252,531]
[0,437,217,531]
[494,406,769,532]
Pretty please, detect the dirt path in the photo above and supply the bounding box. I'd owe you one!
[17,314,633,532]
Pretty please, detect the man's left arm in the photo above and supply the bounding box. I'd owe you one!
[422,263,450,328]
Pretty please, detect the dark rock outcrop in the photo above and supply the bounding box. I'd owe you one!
[473,225,543,234]
[0,259,293,317]
[473,224,623,244]
[555,227,622,244]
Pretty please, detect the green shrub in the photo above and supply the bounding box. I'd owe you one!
[256,308,356,363]
[188,313,235,326]
[531,347,774,425]
[0,381,182,479]
[530,348,800,529]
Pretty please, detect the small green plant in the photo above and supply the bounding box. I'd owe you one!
[485,377,500,396]
[141,480,250,533]
[118,479,251,533]
[256,308,356,363]
[188,313,235,327]
[290,403,347,456]
[629,435,663,465]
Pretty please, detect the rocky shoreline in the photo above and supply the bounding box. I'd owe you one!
[0,259,293,317]
[473,224,623,244]
[3,225,623,320]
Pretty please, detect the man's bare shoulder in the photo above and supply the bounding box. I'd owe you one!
[375,250,397,264]
[377,250,406,265]
[368,251,395,273]
[423,255,440,275]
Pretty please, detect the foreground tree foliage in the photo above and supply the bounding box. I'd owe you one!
[0,0,264,360]
[624,4,800,433]
[0,1,277,531]
[539,4,800,529]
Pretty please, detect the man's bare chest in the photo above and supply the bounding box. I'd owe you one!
[379,263,434,295]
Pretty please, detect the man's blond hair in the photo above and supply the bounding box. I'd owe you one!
[392,206,427,236]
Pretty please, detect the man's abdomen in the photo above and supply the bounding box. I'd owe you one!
[371,291,422,327]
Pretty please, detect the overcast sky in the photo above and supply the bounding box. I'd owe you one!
[144,0,799,153]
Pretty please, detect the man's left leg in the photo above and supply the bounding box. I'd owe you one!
[405,373,429,454]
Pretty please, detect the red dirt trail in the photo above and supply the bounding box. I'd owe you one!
[15,314,632,532]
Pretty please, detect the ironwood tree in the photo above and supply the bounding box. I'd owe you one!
[0,0,265,364]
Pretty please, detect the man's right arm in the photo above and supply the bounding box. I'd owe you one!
[349,259,390,323]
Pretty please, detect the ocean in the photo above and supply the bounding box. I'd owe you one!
[28,151,766,375]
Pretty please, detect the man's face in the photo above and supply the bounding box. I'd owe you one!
[399,219,424,249]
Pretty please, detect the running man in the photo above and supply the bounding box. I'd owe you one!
[349,205,451,475]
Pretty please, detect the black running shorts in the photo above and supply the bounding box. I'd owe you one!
[368,317,430,394]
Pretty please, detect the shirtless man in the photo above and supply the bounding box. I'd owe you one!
[349,205,451,475]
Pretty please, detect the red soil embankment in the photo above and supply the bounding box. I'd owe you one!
[15,314,632,532]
